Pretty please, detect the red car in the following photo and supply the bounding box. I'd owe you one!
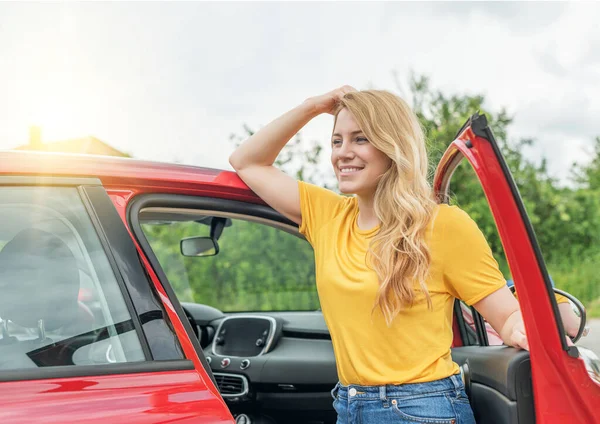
[0,115,597,424]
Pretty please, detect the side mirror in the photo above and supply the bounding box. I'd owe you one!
[509,285,589,343]
[180,237,219,257]
[554,288,589,344]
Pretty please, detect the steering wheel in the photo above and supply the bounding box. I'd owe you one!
[182,307,200,339]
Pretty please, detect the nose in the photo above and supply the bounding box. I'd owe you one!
[337,140,355,160]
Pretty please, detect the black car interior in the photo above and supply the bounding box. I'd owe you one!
[181,302,537,424]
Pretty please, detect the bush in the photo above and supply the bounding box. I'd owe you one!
[546,252,600,312]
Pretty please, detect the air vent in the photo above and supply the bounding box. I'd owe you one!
[214,373,249,397]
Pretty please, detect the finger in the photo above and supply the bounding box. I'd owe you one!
[333,91,347,103]
[515,331,529,351]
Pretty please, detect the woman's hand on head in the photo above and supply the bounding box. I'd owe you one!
[306,85,357,115]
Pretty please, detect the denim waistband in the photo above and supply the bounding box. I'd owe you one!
[334,374,463,400]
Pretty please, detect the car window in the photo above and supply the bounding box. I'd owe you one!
[0,187,146,370]
[141,212,318,312]
[450,162,512,347]
[457,301,481,346]
[458,300,505,346]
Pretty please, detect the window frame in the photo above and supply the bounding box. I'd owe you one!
[127,193,300,375]
[435,114,573,355]
[139,208,316,313]
[0,177,193,383]
[454,300,483,346]
[83,186,186,361]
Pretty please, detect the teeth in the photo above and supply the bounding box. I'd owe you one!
[340,168,362,173]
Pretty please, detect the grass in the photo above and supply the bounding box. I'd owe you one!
[587,298,600,318]
[497,250,600,317]
[546,251,600,317]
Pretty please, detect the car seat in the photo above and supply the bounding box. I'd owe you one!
[0,228,80,368]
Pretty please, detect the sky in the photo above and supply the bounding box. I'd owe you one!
[0,2,599,184]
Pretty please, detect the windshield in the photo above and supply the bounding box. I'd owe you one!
[140,211,318,312]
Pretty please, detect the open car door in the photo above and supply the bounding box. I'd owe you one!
[435,114,600,424]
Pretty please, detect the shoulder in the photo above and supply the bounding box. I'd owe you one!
[298,181,339,199]
[297,182,355,242]
[431,204,481,239]
[298,181,353,210]
[431,204,473,228]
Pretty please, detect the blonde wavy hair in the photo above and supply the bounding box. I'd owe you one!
[335,90,437,326]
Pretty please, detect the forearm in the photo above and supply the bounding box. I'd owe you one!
[229,101,319,170]
[558,302,581,338]
[474,286,528,349]
[499,309,525,348]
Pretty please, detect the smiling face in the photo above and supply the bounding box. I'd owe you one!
[331,108,392,197]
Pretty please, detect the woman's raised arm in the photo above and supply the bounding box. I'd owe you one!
[229,86,355,225]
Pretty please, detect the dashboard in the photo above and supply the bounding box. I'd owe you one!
[182,303,339,421]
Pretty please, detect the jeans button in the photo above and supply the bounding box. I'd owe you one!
[349,388,357,397]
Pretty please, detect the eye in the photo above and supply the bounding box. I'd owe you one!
[356,137,369,143]
[331,139,342,146]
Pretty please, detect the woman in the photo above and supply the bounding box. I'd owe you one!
[229,86,528,424]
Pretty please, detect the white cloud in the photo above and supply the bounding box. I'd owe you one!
[0,2,598,184]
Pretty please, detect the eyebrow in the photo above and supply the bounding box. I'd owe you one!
[331,130,364,138]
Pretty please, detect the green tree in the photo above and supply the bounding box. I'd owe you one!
[572,137,600,190]
[142,218,318,312]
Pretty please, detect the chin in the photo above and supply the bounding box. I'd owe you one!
[338,180,378,198]
[337,182,359,195]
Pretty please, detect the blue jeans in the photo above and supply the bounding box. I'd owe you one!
[331,374,476,424]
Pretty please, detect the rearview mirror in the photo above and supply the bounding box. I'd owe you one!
[180,237,219,257]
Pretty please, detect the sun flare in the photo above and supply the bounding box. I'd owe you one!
[28,101,85,143]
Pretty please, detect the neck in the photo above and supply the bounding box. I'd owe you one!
[356,194,379,231]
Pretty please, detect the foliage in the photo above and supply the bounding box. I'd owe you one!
[142,219,318,312]
[546,251,600,308]
[587,299,600,319]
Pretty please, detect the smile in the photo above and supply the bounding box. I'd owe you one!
[339,167,364,174]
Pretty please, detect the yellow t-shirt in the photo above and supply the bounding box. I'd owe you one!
[515,290,570,305]
[298,181,507,386]
[555,294,570,304]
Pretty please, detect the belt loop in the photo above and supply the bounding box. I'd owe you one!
[331,382,340,399]
[380,385,389,408]
[451,373,461,391]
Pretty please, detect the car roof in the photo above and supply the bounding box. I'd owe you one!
[0,150,251,193]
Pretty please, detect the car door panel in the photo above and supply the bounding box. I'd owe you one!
[0,179,233,423]
[0,368,231,423]
[469,383,518,424]
[436,114,600,423]
[452,347,534,424]
[110,189,235,388]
